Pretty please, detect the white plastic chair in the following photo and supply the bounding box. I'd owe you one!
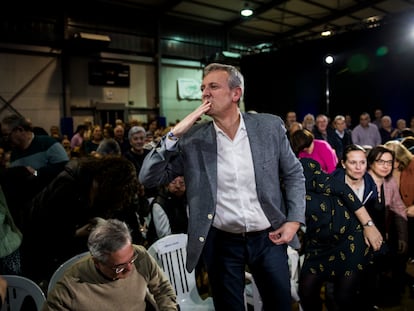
[147,233,215,311]
[1,275,46,311]
[47,251,90,294]
[244,246,303,311]
[244,271,262,311]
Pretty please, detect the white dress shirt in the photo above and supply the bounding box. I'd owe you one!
[212,113,270,233]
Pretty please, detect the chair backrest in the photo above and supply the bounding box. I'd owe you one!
[148,234,215,311]
[1,275,46,311]
[47,251,90,294]
[147,233,194,298]
[244,271,262,311]
[287,246,301,303]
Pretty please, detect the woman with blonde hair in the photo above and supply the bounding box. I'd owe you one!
[384,141,414,218]
[384,140,414,296]
[82,125,104,156]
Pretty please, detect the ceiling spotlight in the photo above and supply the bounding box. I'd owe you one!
[363,15,383,28]
[324,55,334,65]
[241,3,253,17]
[321,30,332,37]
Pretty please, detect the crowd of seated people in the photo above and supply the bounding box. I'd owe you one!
[0,115,174,284]
[287,110,414,309]
[1,109,414,311]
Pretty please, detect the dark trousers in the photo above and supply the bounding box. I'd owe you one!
[203,226,291,311]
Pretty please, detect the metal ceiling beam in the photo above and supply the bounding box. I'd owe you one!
[159,0,183,14]
[275,0,388,41]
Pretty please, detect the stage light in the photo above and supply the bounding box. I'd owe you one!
[241,3,253,17]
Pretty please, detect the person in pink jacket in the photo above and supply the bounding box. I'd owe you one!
[290,128,338,173]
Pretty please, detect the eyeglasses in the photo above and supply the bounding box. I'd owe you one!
[375,159,393,166]
[110,251,139,274]
[171,180,185,186]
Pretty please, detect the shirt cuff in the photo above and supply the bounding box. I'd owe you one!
[165,135,179,150]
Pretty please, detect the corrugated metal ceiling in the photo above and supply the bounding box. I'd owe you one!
[98,0,414,46]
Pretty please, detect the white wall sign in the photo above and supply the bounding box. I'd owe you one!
[177,78,202,100]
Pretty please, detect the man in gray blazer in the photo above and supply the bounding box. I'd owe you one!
[139,63,306,311]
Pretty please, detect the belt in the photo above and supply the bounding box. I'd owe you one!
[213,227,272,238]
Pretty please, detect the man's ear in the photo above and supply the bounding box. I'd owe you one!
[232,87,242,102]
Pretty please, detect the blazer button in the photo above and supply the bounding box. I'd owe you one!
[199,236,205,242]
[207,214,213,220]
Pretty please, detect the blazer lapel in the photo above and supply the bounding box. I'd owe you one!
[200,124,218,205]
[243,113,265,174]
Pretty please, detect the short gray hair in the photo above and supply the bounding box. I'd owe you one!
[128,126,146,141]
[88,218,132,264]
[203,63,244,98]
[96,138,121,156]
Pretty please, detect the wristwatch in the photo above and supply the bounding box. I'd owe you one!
[363,220,374,227]
[167,130,178,141]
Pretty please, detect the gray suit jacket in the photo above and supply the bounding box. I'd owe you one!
[139,112,306,272]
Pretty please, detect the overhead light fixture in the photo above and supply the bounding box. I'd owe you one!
[222,51,241,58]
[324,54,334,65]
[321,25,334,37]
[321,30,332,37]
[363,15,383,28]
[73,32,111,43]
[241,3,253,17]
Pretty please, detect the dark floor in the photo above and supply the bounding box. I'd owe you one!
[200,272,414,311]
[290,287,414,311]
[380,286,414,311]
[374,265,414,311]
